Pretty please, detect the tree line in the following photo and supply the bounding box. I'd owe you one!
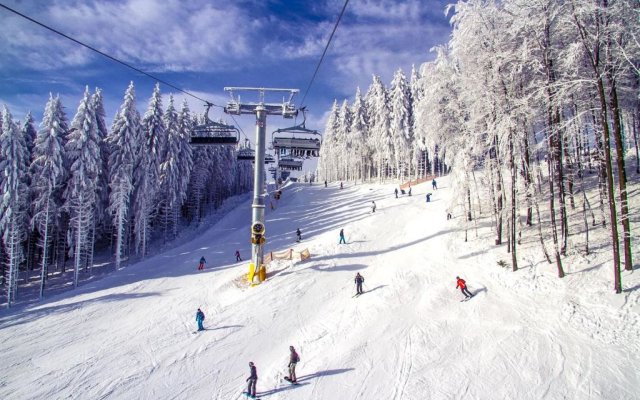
[319,0,638,292]
[0,82,253,307]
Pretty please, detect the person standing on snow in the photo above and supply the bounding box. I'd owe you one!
[432,179,438,190]
[408,186,412,196]
[371,201,376,213]
[287,346,300,383]
[198,256,206,270]
[235,250,242,262]
[340,182,343,189]
[246,362,258,398]
[394,188,399,198]
[324,180,327,187]
[196,308,205,331]
[355,272,365,295]
[339,228,346,244]
[456,276,473,299]
[296,228,302,242]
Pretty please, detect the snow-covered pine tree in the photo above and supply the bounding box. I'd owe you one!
[107,82,140,270]
[366,75,392,181]
[389,68,412,181]
[158,95,181,242]
[133,83,165,257]
[409,64,425,179]
[21,112,38,272]
[64,86,102,288]
[0,106,29,307]
[31,94,67,299]
[91,88,111,247]
[350,87,370,182]
[337,100,352,180]
[174,100,193,237]
[318,100,339,182]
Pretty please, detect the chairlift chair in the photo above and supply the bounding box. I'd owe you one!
[190,102,240,146]
[271,110,322,158]
[278,156,303,171]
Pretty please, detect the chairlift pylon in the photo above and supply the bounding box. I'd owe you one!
[190,102,240,146]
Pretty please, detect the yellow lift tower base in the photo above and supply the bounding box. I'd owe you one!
[248,263,267,285]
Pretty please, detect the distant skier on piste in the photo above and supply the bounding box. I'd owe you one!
[371,201,376,213]
[355,272,364,295]
[339,228,346,244]
[296,228,302,242]
[196,308,205,331]
[245,362,258,398]
[432,178,438,190]
[235,250,242,262]
[285,346,300,383]
[394,188,398,198]
[456,276,473,299]
[198,256,206,270]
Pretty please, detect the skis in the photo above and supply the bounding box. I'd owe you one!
[460,295,474,302]
[242,392,261,399]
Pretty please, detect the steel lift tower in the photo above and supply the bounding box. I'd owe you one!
[224,87,298,283]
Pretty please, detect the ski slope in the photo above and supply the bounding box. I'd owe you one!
[1,177,638,400]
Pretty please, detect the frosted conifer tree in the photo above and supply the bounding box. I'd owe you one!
[31,95,67,299]
[158,95,182,242]
[91,88,111,238]
[350,87,370,182]
[107,82,140,269]
[133,83,165,256]
[337,100,352,180]
[64,87,101,288]
[389,69,413,181]
[318,100,339,182]
[0,106,29,307]
[366,75,392,181]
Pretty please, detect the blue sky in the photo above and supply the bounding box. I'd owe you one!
[0,0,453,137]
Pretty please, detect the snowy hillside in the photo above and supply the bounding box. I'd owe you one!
[1,177,638,400]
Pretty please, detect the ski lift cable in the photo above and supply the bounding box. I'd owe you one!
[299,0,350,107]
[0,2,224,108]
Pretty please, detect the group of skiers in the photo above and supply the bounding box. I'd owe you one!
[196,250,243,271]
[243,346,300,398]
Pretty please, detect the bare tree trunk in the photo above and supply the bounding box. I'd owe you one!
[606,67,633,271]
[510,132,518,271]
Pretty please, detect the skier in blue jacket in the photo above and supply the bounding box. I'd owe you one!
[196,308,205,331]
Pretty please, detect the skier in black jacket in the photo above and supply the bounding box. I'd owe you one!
[245,362,258,398]
[354,273,365,295]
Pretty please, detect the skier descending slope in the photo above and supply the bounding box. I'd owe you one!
[296,228,302,242]
[195,308,205,331]
[354,272,365,296]
[197,256,206,271]
[339,228,346,244]
[456,276,474,300]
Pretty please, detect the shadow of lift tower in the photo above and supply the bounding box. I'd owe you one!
[224,87,299,284]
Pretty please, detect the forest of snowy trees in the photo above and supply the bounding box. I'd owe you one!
[0,82,253,307]
[318,0,638,293]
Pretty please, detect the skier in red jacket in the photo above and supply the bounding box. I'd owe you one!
[456,276,473,299]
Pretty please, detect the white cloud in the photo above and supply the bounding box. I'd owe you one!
[0,0,258,72]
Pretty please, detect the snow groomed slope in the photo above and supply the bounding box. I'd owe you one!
[1,177,638,400]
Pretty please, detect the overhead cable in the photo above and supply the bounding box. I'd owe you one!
[300,0,350,107]
[0,2,219,107]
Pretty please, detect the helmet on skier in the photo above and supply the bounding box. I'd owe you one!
[249,362,254,366]
[456,276,460,280]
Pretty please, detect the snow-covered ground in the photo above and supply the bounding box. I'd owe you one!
[1,176,638,400]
